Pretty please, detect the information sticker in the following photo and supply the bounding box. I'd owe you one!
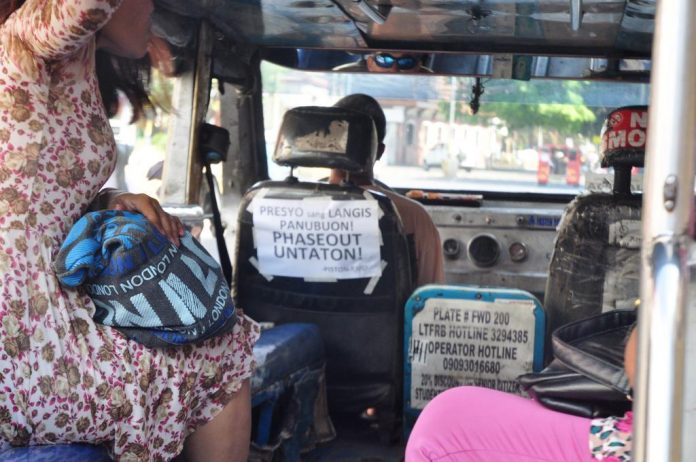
[409,297,537,409]
[251,197,382,279]
[603,219,641,311]
[608,219,641,249]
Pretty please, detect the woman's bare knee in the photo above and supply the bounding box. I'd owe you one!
[182,380,252,462]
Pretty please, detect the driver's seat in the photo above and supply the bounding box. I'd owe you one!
[234,106,414,424]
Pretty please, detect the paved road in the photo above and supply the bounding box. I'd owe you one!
[373,164,586,195]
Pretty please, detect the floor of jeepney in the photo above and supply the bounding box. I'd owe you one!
[304,413,406,462]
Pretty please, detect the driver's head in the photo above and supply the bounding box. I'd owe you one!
[333,93,386,161]
[366,52,428,74]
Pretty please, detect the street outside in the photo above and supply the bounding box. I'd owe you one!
[271,161,589,196]
[372,163,585,195]
[118,141,596,200]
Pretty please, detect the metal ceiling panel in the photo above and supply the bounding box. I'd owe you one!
[155,0,655,58]
[156,0,367,48]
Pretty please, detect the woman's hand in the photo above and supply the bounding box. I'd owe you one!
[108,192,184,246]
[624,326,638,391]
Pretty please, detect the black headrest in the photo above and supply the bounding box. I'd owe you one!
[600,106,648,168]
[272,106,378,172]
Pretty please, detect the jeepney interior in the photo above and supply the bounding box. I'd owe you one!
[0,1,659,461]
[147,1,652,457]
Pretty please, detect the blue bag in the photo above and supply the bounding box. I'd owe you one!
[54,210,237,347]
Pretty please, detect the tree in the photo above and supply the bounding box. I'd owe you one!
[437,78,598,149]
[479,80,596,134]
[440,79,597,131]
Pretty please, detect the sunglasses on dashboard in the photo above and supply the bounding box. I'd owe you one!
[373,53,419,70]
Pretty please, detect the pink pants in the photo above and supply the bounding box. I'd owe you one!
[406,387,595,462]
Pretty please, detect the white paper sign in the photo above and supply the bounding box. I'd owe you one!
[252,197,382,279]
[409,297,537,409]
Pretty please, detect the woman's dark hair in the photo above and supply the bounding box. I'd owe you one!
[96,51,153,121]
[0,0,25,24]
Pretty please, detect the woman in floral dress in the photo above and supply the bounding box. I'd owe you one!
[0,0,259,460]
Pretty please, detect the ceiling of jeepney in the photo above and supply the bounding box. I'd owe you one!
[154,0,655,58]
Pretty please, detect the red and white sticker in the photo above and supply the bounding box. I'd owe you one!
[602,107,648,153]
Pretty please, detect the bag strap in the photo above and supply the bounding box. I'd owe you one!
[203,159,233,286]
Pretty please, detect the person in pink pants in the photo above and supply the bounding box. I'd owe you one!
[406,387,594,461]
[406,328,637,462]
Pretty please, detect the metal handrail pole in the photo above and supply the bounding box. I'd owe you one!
[634,0,696,461]
[161,21,213,205]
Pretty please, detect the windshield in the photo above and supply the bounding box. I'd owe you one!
[261,61,650,195]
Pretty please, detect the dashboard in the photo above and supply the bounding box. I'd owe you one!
[426,200,568,302]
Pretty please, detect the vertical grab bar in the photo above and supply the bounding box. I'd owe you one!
[634,0,696,461]
[161,21,213,206]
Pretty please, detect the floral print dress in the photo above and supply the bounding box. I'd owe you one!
[590,412,633,461]
[0,1,258,460]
